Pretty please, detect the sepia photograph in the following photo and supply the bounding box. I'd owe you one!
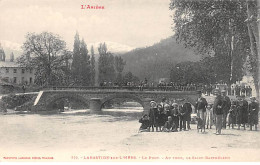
[0,0,259,162]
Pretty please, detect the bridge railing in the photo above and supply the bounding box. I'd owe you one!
[44,86,199,92]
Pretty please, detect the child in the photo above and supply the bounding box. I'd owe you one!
[171,103,179,132]
[149,101,157,132]
[163,116,174,132]
[157,104,165,131]
[227,102,236,129]
[139,114,150,132]
[205,104,213,129]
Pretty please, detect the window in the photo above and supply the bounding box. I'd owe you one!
[30,77,33,84]
[22,77,25,83]
[6,68,9,73]
[13,69,17,73]
[22,69,25,74]
[30,69,33,74]
[13,77,17,83]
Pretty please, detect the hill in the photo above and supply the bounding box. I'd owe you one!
[120,36,201,83]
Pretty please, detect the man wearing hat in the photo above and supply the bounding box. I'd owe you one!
[236,95,248,130]
[248,97,259,131]
[221,90,231,129]
[213,90,223,135]
[195,90,208,130]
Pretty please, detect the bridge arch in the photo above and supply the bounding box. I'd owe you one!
[45,93,89,110]
[101,93,146,109]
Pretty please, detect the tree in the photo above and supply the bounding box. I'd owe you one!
[123,71,139,85]
[0,43,5,61]
[170,0,259,97]
[17,32,68,86]
[10,52,14,62]
[90,45,95,86]
[245,0,259,98]
[80,39,91,86]
[71,32,81,85]
[114,56,126,85]
[98,43,116,84]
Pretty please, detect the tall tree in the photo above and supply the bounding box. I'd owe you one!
[17,32,68,86]
[10,52,14,62]
[114,56,126,85]
[71,32,81,85]
[170,0,259,96]
[90,45,95,86]
[0,43,5,61]
[245,0,259,98]
[80,39,91,86]
[98,42,116,84]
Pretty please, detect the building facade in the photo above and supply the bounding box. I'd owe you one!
[0,61,35,85]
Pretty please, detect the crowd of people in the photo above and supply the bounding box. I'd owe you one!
[99,78,253,97]
[139,90,259,135]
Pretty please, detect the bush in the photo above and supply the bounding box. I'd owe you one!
[2,94,36,109]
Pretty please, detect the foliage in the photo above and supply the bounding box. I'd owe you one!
[71,32,92,86]
[123,71,139,85]
[2,94,36,109]
[10,52,14,62]
[80,39,91,86]
[98,43,116,83]
[115,56,126,85]
[17,32,71,86]
[90,45,96,86]
[169,0,252,85]
[0,44,5,61]
[120,37,199,83]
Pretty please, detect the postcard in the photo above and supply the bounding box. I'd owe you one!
[0,0,259,162]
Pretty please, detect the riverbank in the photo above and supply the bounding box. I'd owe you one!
[0,111,259,162]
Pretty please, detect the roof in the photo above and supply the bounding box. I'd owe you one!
[0,61,20,68]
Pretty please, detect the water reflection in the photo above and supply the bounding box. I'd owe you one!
[57,107,143,121]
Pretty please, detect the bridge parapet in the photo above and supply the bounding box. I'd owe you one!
[33,90,199,114]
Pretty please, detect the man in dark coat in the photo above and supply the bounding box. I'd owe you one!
[236,95,248,130]
[213,90,224,135]
[182,102,192,130]
[195,91,208,130]
[221,90,231,129]
[248,97,259,131]
[178,104,187,131]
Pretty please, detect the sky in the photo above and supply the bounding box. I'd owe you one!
[0,0,174,50]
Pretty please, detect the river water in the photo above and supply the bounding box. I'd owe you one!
[0,107,144,157]
[1,106,260,162]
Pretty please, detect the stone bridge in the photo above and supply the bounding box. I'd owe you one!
[33,90,199,114]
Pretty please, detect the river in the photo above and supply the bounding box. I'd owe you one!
[1,107,260,162]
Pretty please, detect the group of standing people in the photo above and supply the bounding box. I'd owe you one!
[139,90,259,135]
[139,97,193,132]
[212,90,258,135]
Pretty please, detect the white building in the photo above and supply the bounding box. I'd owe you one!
[0,61,35,85]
